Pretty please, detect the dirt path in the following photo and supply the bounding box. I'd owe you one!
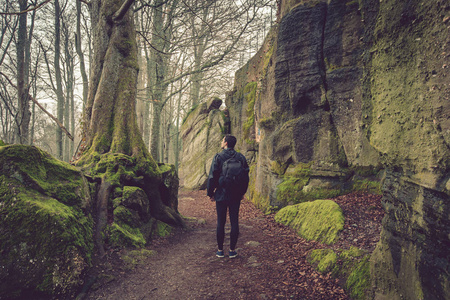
[85,190,383,300]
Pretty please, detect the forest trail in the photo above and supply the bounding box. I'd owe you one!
[85,190,383,300]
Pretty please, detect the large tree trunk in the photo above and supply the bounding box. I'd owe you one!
[78,0,184,256]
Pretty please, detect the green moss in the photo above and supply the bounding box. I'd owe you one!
[108,222,145,248]
[123,185,143,200]
[158,163,173,174]
[154,220,172,238]
[182,104,200,125]
[308,249,338,273]
[0,176,93,296]
[259,116,276,130]
[271,160,289,176]
[113,206,141,228]
[274,200,344,244]
[276,163,311,205]
[341,246,366,260]
[0,145,89,207]
[353,178,382,194]
[346,256,371,300]
[90,152,159,186]
[243,82,258,139]
[277,176,310,205]
[121,248,155,270]
[260,43,274,80]
[0,140,6,146]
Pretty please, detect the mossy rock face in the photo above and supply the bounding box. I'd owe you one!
[180,98,226,190]
[121,186,150,219]
[274,199,344,244]
[0,145,93,298]
[307,247,371,299]
[108,222,146,248]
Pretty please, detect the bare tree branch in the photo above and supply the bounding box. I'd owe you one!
[78,0,91,5]
[0,0,52,16]
[113,0,135,22]
[0,71,74,141]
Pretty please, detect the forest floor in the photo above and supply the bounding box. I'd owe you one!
[83,189,384,300]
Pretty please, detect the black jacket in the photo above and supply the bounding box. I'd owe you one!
[206,148,249,202]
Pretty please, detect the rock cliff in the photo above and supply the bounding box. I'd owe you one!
[225,0,449,299]
[179,98,229,189]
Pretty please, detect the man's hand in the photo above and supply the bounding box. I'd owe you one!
[209,196,215,202]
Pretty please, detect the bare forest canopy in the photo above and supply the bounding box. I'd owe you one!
[0,0,277,164]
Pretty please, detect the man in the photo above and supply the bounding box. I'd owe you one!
[207,135,249,258]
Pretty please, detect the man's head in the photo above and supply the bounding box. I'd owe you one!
[221,134,237,149]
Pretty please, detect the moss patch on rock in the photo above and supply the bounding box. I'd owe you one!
[243,82,258,140]
[308,249,338,273]
[0,145,93,298]
[274,199,344,244]
[108,222,146,248]
[154,220,172,238]
[307,246,371,300]
[346,256,371,300]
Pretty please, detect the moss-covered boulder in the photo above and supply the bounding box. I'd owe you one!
[274,199,344,244]
[0,145,93,299]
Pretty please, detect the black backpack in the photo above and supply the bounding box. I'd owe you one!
[219,152,248,197]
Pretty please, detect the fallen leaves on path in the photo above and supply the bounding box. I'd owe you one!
[85,190,384,300]
[179,190,384,299]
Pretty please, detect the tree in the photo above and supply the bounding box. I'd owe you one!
[15,0,31,144]
[136,0,274,163]
[77,0,184,256]
[53,0,64,159]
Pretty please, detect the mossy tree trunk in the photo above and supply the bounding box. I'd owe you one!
[78,0,184,256]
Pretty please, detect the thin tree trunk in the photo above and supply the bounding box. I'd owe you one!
[16,0,30,144]
[76,0,88,108]
[148,0,165,161]
[63,27,74,162]
[54,0,64,159]
[174,86,183,171]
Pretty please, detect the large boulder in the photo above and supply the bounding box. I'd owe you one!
[0,145,93,298]
[274,199,344,245]
[179,98,228,189]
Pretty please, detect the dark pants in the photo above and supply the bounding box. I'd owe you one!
[216,199,241,251]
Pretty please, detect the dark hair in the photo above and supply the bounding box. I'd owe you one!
[224,134,237,149]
